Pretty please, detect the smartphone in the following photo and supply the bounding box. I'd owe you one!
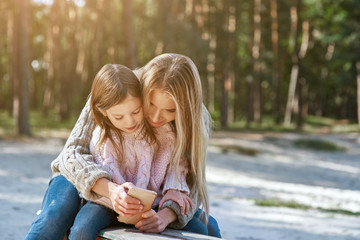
[117,187,157,225]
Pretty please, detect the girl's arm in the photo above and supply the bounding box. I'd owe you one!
[92,178,143,216]
[51,99,111,200]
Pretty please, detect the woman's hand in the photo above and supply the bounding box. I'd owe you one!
[159,189,193,215]
[135,208,176,233]
[108,182,143,217]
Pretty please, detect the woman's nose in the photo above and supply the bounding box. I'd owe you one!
[151,109,161,122]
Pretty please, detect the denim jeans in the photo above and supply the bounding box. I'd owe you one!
[68,201,120,240]
[183,208,222,238]
[25,175,221,239]
[25,175,81,240]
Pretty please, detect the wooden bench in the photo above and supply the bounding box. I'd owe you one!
[97,227,220,240]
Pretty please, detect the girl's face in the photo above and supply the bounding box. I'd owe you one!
[101,94,143,134]
[147,89,176,128]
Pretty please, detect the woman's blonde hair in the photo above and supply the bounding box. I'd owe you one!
[90,64,156,163]
[138,53,211,222]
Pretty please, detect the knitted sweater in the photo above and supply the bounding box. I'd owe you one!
[90,124,189,209]
[50,99,200,229]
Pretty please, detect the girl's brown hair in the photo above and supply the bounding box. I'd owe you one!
[90,64,156,164]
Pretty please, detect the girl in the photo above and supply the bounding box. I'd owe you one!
[69,64,191,239]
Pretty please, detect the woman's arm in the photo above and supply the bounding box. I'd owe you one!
[135,191,200,232]
[135,208,177,233]
[51,99,110,200]
[160,191,200,229]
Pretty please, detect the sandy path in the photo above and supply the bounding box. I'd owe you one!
[0,132,359,240]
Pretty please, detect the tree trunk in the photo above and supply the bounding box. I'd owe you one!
[62,2,78,119]
[7,9,15,115]
[233,0,241,122]
[357,61,360,126]
[42,25,53,117]
[295,20,309,129]
[203,0,216,112]
[122,0,137,69]
[270,0,282,124]
[296,77,306,130]
[317,43,335,116]
[206,34,216,113]
[93,0,105,71]
[217,1,229,128]
[284,3,300,127]
[220,67,229,128]
[246,0,255,128]
[14,0,31,135]
[252,0,262,124]
[227,0,237,124]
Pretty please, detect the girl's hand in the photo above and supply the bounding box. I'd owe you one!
[109,182,143,217]
[159,189,193,216]
[135,208,176,233]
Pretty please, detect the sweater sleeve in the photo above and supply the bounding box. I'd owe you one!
[162,156,190,195]
[51,99,111,200]
[160,190,200,229]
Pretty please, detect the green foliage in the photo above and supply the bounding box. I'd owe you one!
[293,139,346,152]
[212,144,259,156]
[317,208,360,216]
[255,199,309,210]
[213,115,360,134]
[255,198,360,216]
[0,110,76,137]
[1,0,360,132]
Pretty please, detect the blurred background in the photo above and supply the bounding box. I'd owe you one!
[1,1,360,239]
[1,0,360,136]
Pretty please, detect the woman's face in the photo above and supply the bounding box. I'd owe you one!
[147,89,176,128]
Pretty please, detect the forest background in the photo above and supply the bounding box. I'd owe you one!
[1,0,360,136]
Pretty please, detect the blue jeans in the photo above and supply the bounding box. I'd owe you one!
[25,175,81,240]
[25,175,221,239]
[69,201,121,240]
[183,208,222,238]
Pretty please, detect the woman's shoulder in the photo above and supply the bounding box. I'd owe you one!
[91,126,101,142]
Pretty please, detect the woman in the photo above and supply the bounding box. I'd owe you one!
[25,53,221,239]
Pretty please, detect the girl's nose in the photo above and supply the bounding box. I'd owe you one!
[125,116,135,126]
